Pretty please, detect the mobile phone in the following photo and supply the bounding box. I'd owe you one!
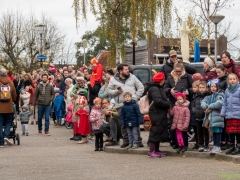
[117,87,122,91]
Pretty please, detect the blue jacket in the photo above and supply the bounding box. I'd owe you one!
[201,91,224,128]
[98,85,112,101]
[120,100,143,127]
[53,95,65,117]
[221,85,240,120]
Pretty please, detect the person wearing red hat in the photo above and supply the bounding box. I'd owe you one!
[142,72,171,157]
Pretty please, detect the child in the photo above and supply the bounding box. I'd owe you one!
[120,92,142,149]
[89,97,105,151]
[216,64,229,150]
[201,79,224,154]
[169,93,190,153]
[53,89,64,127]
[65,104,73,129]
[19,88,30,107]
[221,73,240,155]
[74,95,90,144]
[18,104,33,136]
[190,81,200,150]
[192,81,210,152]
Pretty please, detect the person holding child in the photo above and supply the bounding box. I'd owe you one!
[201,79,224,154]
[120,92,143,149]
[221,73,240,155]
[90,97,105,151]
[169,93,190,153]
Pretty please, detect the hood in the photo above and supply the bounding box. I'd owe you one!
[166,59,174,68]
[22,104,29,110]
[175,100,190,107]
[213,91,224,97]
[123,100,136,105]
[113,73,130,83]
[0,77,12,85]
[224,59,236,68]
[220,74,227,81]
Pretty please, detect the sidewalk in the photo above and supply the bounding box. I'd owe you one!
[104,130,240,164]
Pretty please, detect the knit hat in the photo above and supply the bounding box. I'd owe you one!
[55,89,62,94]
[22,104,29,110]
[192,73,202,81]
[76,76,85,81]
[152,72,165,83]
[174,92,186,100]
[19,88,25,93]
[204,57,215,68]
[90,57,98,64]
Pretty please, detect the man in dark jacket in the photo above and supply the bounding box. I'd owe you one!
[0,68,17,147]
[160,50,196,77]
[60,70,71,95]
[32,74,55,136]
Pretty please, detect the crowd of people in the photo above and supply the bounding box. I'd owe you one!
[0,50,240,159]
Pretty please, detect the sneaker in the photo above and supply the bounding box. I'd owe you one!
[198,145,204,152]
[38,130,42,134]
[210,146,217,154]
[154,151,167,157]
[120,143,129,148]
[182,146,188,152]
[221,143,230,150]
[22,132,25,136]
[214,147,222,153]
[99,148,103,151]
[204,146,210,152]
[192,144,199,151]
[105,141,117,146]
[231,145,240,155]
[4,138,12,146]
[177,146,183,153]
[172,144,179,149]
[149,151,161,158]
[45,131,50,136]
[126,145,132,149]
[132,145,138,149]
[138,142,144,148]
[26,133,29,136]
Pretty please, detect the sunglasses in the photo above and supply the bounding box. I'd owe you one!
[170,55,177,58]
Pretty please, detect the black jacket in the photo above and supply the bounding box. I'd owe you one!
[147,82,171,143]
[160,60,196,78]
[191,92,210,120]
[219,75,228,91]
[88,81,101,106]
[164,73,193,104]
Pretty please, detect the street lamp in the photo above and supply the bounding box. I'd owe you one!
[82,39,88,65]
[35,24,46,67]
[209,14,225,61]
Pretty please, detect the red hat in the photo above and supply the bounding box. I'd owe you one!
[174,92,186,100]
[152,72,165,83]
[90,58,98,64]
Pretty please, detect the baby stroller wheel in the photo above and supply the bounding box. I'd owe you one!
[16,133,20,145]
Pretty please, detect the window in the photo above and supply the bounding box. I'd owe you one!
[133,68,150,86]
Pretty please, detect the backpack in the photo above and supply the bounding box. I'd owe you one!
[0,83,12,102]
[138,92,153,115]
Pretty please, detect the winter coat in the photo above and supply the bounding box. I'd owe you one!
[218,74,228,91]
[89,107,105,130]
[98,85,112,101]
[201,91,224,128]
[87,81,101,106]
[201,69,217,82]
[71,84,88,99]
[103,105,119,123]
[65,84,74,111]
[19,104,33,124]
[223,59,240,80]
[0,77,17,113]
[32,82,55,106]
[120,100,142,127]
[147,82,171,143]
[160,59,196,78]
[221,85,240,120]
[65,104,73,123]
[164,71,193,104]
[107,73,144,109]
[20,92,30,106]
[53,95,65,117]
[170,101,190,132]
[191,92,210,120]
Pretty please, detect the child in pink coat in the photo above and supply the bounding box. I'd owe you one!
[65,104,73,128]
[89,97,105,151]
[169,92,190,153]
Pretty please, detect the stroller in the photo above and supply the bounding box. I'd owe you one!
[2,103,20,145]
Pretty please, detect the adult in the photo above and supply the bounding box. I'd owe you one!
[64,78,74,112]
[107,63,144,148]
[98,69,114,101]
[146,72,171,157]
[60,70,70,95]
[83,68,92,82]
[23,73,32,88]
[14,73,22,114]
[0,68,17,147]
[164,62,193,148]
[68,65,73,73]
[55,73,63,88]
[32,73,55,136]
[201,57,217,82]
[160,50,196,78]
[101,98,122,146]
[72,75,88,98]
[221,51,240,80]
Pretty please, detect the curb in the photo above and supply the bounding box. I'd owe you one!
[104,146,240,164]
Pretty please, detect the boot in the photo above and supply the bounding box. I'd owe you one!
[182,146,188,152]
[177,146,183,153]
[70,135,77,140]
[78,137,88,144]
[231,145,240,155]
[225,144,235,155]
[73,135,81,141]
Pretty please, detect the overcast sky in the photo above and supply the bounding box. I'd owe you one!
[1,0,240,60]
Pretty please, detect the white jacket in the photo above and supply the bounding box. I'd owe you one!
[65,84,74,111]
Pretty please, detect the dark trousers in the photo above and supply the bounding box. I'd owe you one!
[196,120,209,146]
[100,118,122,142]
[117,107,142,144]
[193,126,199,144]
[95,132,103,149]
[230,133,240,144]
[213,133,221,147]
[221,120,230,143]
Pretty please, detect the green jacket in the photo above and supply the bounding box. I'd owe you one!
[71,84,88,99]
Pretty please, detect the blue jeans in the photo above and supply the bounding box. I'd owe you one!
[38,105,51,132]
[0,113,12,145]
[126,126,138,146]
[56,116,61,124]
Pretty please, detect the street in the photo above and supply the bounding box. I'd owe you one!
[1,121,240,180]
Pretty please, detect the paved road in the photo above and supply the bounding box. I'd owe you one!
[1,121,240,180]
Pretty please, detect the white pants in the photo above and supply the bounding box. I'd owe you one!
[21,124,29,133]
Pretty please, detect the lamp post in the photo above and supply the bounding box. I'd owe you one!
[35,24,46,67]
[82,39,88,65]
[132,41,136,65]
[209,14,225,61]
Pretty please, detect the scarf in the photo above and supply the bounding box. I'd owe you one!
[228,83,239,93]
[170,70,186,84]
